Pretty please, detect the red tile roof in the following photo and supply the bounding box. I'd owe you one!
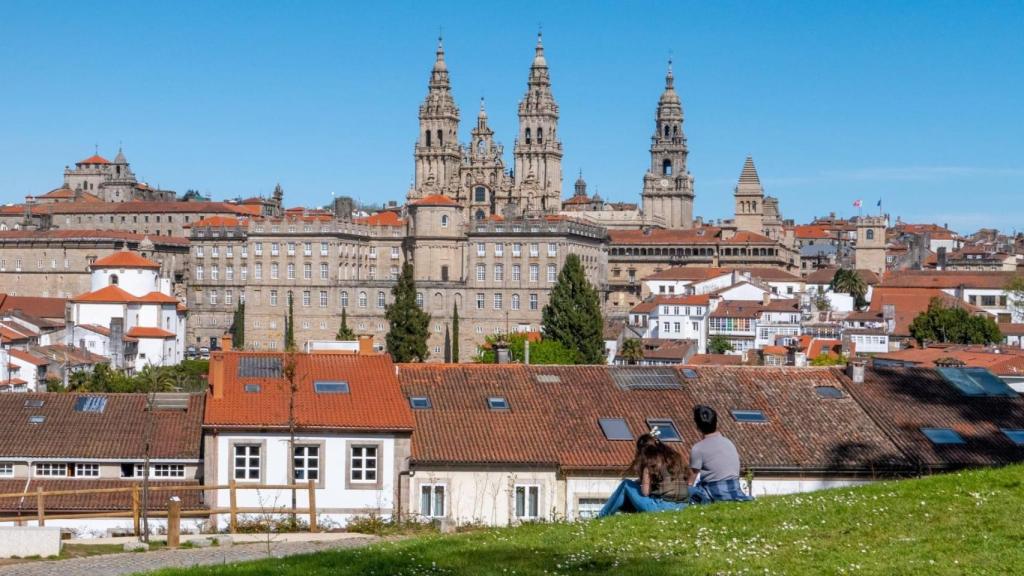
[874,345,1024,376]
[126,326,176,339]
[0,200,241,217]
[78,154,110,164]
[0,393,203,459]
[190,215,245,228]
[0,294,67,320]
[137,291,180,304]
[867,287,984,336]
[8,348,49,366]
[881,271,1021,290]
[0,479,205,513]
[794,225,832,239]
[688,354,745,365]
[805,268,882,285]
[72,285,141,303]
[92,251,161,269]
[0,230,189,246]
[204,352,414,431]
[354,211,404,227]
[410,194,460,207]
[38,187,102,202]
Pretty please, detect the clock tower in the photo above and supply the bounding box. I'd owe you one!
[641,60,694,229]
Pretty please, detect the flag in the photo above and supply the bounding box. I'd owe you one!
[853,200,863,208]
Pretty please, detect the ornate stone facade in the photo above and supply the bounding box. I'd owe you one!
[641,61,694,230]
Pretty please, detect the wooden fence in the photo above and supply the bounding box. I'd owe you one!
[0,480,319,534]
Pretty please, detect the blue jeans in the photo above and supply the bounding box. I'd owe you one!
[597,480,688,518]
[688,478,754,505]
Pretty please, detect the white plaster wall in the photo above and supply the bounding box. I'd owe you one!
[74,303,125,326]
[91,268,158,296]
[0,527,62,557]
[716,283,767,301]
[135,338,169,370]
[409,468,559,526]
[750,477,873,497]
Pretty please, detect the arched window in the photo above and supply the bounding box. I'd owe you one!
[477,140,486,153]
[358,291,367,308]
[425,130,431,147]
[537,127,543,143]
[475,209,485,221]
[109,274,119,285]
[377,291,386,308]
[664,125,670,138]
[416,292,424,308]
[866,229,875,240]
[341,291,349,307]
[474,187,486,202]
[525,127,531,144]
[662,159,673,175]
[673,126,678,137]
[436,130,443,146]
[441,214,449,228]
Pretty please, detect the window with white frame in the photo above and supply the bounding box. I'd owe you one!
[320,263,329,279]
[494,293,503,309]
[495,243,504,257]
[288,242,296,256]
[359,291,368,308]
[35,463,68,477]
[304,242,312,256]
[511,293,521,310]
[0,462,12,477]
[514,484,540,519]
[512,243,522,257]
[420,484,445,518]
[494,264,504,282]
[254,262,262,279]
[287,263,295,280]
[270,290,278,306]
[512,264,521,281]
[529,293,538,310]
[529,243,539,257]
[211,266,219,281]
[476,293,485,309]
[293,445,320,482]
[320,290,328,308]
[476,264,486,282]
[195,246,204,258]
[151,464,185,478]
[255,242,263,256]
[341,291,349,307]
[302,290,311,307]
[391,247,400,260]
[320,242,329,256]
[233,445,261,480]
[377,291,386,308]
[547,243,557,257]
[241,266,248,281]
[529,264,539,282]
[195,265,204,281]
[476,243,485,257]
[271,262,279,279]
[349,446,378,483]
[304,263,312,279]
[577,497,605,520]
[74,463,99,477]
[547,264,557,283]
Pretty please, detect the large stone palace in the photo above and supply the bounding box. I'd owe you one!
[0,34,800,361]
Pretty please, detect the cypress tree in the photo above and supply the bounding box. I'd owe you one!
[385,262,430,362]
[443,324,452,363]
[231,302,245,348]
[336,308,356,340]
[285,291,295,351]
[451,303,460,363]
[542,253,605,364]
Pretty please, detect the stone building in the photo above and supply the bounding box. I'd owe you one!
[0,200,255,237]
[640,60,694,230]
[0,230,188,299]
[60,149,175,203]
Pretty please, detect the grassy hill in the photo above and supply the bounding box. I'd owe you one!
[154,465,1024,575]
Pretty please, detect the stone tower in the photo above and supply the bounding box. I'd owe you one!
[855,216,888,276]
[512,33,563,214]
[641,60,694,229]
[411,37,462,201]
[733,156,765,234]
[463,98,512,221]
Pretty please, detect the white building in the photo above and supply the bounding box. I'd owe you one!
[68,249,186,372]
[628,295,710,352]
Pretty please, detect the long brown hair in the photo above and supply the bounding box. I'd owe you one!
[627,433,685,489]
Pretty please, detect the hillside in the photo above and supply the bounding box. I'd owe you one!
[154,465,1024,575]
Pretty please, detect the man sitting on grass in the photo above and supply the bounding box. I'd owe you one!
[688,405,753,504]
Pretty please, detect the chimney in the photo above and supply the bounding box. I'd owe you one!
[524,339,531,365]
[882,304,896,334]
[220,334,232,352]
[937,247,947,270]
[109,317,125,370]
[762,292,771,307]
[209,351,225,399]
[358,334,374,355]
[494,340,511,364]
[846,359,866,384]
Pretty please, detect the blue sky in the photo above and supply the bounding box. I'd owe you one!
[0,1,1021,233]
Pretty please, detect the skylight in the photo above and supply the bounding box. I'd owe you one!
[814,386,844,399]
[243,384,261,393]
[74,396,107,413]
[28,415,45,424]
[599,418,633,441]
[535,374,561,384]
[23,399,44,408]
[936,367,1017,398]
[1000,429,1024,446]
[409,396,431,409]
[681,368,698,379]
[731,410,767,423]
[921,427,966,445]
[646,419,681,441]
[314,381,349,394]
[487,396,509,411]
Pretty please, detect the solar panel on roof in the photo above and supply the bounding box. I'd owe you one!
[74,396,107,413]
[612,368,682,391]
[237,356,283,378]
[936,367,1017,398]
[599,418,633,440]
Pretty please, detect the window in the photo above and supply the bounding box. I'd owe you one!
[241,245,248,258]
[441,215,449,228]
[314,381,349,394]
[577,497,605,520]
[493,293,503,309]
[476,264,486,282]
[341,291,349,307]
[225,290,233,305]
[814,386,844,399]
[320,263,329,279]
[254,263,262,279]
[441,265,449,281]
[530,243,539,257]
[319,290,328,307]
[195,246,204,258]
[211,266,219,281]
[271,262,279,279]
[420,484,445,518]
[599,418,633,440]
[270,290,279,306]
[74,396,108,413]
[529,293,539,310]
[646,419,681,441]
[921,428,965,445]
[1001,429,1024,445]
[391,246,400,260]
[359,291,368,308]
[377,291,386,308]
[75,463,100,477]
[241,266,248,281]
[195,265,204,281]
[302,290,311,307]
[494,264,504,281]
[476,293,485,310]
[937,367,1017,397]
[410,396,431,409]
[547,243,557,257]
[234,444,261,480]
[209,291,218,305]
[495,243,504,257]
[287,263,295,280]
[731,410,767,423]
[512,264,521,281]
[35,463,68,477]
[547,264,557,283]
[487,396,509,410]
[350,446,378,483]
[304,263,312,279]
[287,242,296,256]
[514,485,540,519]
[244,383,261,393]
[254,242,263,256]
[0,463,12,477]
[293,446,320,482]
[529,264,539,282]
[511,293,521,310]
[152,464,185,478]
[513,243,522,257]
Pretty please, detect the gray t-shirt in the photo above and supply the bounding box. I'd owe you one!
[690,433,741,483]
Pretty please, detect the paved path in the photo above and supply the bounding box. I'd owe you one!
[0,534,380,576]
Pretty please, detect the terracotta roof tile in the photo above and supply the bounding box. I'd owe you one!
[881,270,1021,290]
[411,194,460,207]
[0,230,189,246]
[126,326,176,338]
[77,154,110,164]
[0,479,204,513]
[71,285,140,304]
[0,294,67,319]
[8,348,48,366]
[354,211,404,227]
[92,251,161,269]
[867,287,984,336]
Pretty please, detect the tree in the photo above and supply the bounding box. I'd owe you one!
[281,347,300,521]
[443,324,452,363]
[708,335,734,355]
[451,303,460,364]
[542,253,605,364]
[336,308,356,340]
[385,262,430,362]
[475,333,576,365]
[285,291,295,350]
[909,297,1002,346]
[231,302,245,349]
[830,268,868,310]
[810,353,849,366]
[620,338,645,365]
[136,366,171,543]
[813,291,831,312]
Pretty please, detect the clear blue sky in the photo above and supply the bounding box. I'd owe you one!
[1,1,1021,233]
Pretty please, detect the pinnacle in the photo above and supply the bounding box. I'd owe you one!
[739,155,761,185]
[533,31,547,67]
[665,58,675,89]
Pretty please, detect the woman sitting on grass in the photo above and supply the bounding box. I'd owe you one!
[597,431,689,517]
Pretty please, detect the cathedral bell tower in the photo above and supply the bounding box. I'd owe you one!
[641,60,694,229]
[512,33,563,214]
[733,156,765,234]
[411,37,462,201]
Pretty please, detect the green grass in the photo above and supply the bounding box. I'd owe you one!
[151,465,1024,575]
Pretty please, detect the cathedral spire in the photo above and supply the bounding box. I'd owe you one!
[738,155,761,185]
[533,31,546,68]
[665,58,674,89]
[431,36,449,85]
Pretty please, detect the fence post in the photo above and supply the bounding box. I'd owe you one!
[307,480,317,533]
[131,485,141,536]
[36,487,44,527]
[167,497,181,549]
[229,479,238,534]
